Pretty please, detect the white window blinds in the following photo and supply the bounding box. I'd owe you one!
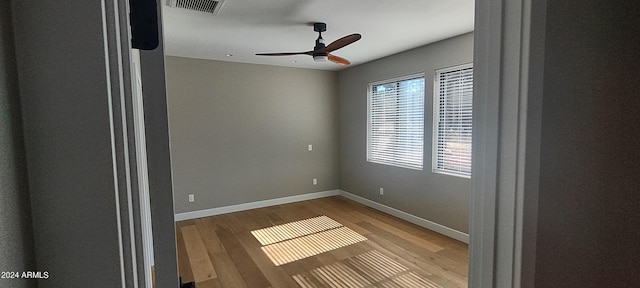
[433,64,473,177]
[367,74,425,170]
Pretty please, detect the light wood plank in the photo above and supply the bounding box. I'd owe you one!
[181,225,218,283]
[215,225,272,287]
[358,221,468,277]
[194,278,223,288]
[363,230,466,288]
[351,210,445,252]
[175,224,194,284]
[195,218,249,288]
[233,227,302,287]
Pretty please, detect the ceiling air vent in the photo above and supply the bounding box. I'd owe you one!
[168,0,225,14]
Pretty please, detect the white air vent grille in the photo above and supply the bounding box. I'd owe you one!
[168,0,225,14]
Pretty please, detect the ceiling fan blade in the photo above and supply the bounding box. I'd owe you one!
[256,51,313,56]
[323,34,361,53]
[328,54,351,65]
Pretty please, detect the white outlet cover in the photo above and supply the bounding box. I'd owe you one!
[308,144,313,151]
[313,178,318,185]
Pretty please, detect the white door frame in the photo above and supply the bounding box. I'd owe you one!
[130,48,156,288]
[469,0,547,287]
[103,0,176,286]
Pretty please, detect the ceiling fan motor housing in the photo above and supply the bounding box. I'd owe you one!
[312,40,328,61]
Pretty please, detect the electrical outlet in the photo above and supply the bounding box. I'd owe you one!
[308,144,313,151]
[313,178,318,185]
[188,194,194,203]
[379,188,384,195]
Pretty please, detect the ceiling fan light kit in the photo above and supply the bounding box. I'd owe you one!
[256,22,361,65]
[313,55,329,62]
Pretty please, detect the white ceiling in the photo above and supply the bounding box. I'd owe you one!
[162,0,475,71]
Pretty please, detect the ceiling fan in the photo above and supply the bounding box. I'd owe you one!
[256,22,361,65]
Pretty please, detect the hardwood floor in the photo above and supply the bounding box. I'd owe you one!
[176,196,469,288]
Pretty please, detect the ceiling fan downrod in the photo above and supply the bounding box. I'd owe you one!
[313,22,328,61]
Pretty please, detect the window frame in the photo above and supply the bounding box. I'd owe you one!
[366,73,426,170]
[432,63,474,178]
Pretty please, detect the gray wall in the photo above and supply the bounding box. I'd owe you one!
[0,3,36,288]
[166,57,339,214]
[139,5,180,286]
[338,33,473,233]
[12,1,129,286]
[534,1,640,287]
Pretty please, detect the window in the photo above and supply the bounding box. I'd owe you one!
[433,64,473,177]
[367,74,425,170]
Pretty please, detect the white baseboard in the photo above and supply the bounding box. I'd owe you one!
[174,190,340,222]
[338,190,469,243]
[173,189,469,244]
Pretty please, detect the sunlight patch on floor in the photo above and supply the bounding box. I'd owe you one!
[261,226,367,266]
[292,250,441,288]
[380,272,441,288]
[251,215,368,266]
[251,215,343,245]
